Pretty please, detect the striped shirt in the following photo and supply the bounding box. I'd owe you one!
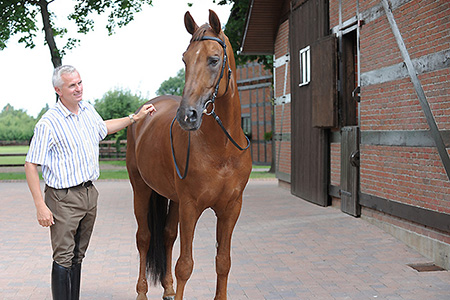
[26,100,108,189]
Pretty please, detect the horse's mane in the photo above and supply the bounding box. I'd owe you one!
[191,23,223,42]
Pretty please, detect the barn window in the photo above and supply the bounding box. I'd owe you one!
[299,46,310,86]
[241,116,251,139]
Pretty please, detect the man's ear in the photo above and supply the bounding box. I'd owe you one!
[54,87,62,97]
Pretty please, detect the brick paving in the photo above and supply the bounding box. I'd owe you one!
[1,179,449,300]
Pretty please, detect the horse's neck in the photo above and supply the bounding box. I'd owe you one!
[201,90,240,143]
[215,85,241,127]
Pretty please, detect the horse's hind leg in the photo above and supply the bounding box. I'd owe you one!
[161,200,179,300]
[213,197,243,300]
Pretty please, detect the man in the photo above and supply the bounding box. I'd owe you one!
[24,65,156,300]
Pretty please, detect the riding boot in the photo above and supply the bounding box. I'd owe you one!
[70,263,81,300]
[51,261,71,300]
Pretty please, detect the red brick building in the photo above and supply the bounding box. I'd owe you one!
[240,0,449,269]
[236,62,273,165]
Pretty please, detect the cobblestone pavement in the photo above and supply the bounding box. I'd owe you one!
[1,180,449,299]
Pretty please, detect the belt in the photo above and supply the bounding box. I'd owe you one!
[75,181,93,188]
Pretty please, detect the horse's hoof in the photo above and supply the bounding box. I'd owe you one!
[136,293,147,300]
[163,296,175,300]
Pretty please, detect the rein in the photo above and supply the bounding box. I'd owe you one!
[171,35,250,179]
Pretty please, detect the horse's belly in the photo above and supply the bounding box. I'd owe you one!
[132,96,181,199]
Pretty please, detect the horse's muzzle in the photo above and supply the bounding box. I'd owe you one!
[176,107,202,131]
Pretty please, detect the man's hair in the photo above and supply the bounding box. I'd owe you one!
[52,65,77,88]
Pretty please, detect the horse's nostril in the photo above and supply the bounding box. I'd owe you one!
[187,109,197,123]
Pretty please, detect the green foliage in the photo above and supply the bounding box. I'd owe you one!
[0,0,153,65]
[94,89,146,141]
[264,131,273,141]
[69,0,153,36]
[156,69,185,96]
[0,104,36,141]
[219,0,273,69]
[0,1,39,50]
[36,104,50,120]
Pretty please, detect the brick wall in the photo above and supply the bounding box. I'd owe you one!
[326,0,450,264]
[359,0,450,212]
[237,62,273,164]
[330,142,341,186]
[361,145,450,213]
[274,20,291,179]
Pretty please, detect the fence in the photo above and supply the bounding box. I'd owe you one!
[0,140,128,167]
[98,140,127,161]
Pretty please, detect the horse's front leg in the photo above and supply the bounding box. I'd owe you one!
[174,201,201,300]
[213,196,243,300]
[133,188,152,300]
[161,200,179,300]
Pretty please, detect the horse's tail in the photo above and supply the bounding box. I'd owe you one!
[147,192,168,285]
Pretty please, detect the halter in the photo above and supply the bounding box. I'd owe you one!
[200,36,231,112]
[171,35,250,179]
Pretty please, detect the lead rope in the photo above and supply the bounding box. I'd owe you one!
[210,110,251,151]
[170,117,190,180]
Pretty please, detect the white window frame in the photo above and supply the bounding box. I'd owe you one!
[299,46,310,86]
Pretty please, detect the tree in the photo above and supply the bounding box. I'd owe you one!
[0,0,153,68]
[36,103,50,121]
[0,104,36,141]
[94,89,146,141]
[156,69,185,96]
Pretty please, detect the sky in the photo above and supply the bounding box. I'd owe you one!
[0,0,232,118]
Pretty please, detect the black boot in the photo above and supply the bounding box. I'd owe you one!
[51,261,71,300]
[70,263,81,300]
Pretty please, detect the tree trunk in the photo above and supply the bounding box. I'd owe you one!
[38,0,62,68]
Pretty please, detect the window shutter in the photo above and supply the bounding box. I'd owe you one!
[311,35,338,128]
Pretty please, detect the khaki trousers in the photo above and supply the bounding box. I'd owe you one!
[45,184,98,268]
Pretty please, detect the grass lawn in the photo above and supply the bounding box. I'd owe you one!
[0,145,29,154]
[0,145,28,166]
[0,159,275,181]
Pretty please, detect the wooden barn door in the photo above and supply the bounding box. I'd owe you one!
[290,0,330,206]
[340,126,360,216]
[339,28,360,216]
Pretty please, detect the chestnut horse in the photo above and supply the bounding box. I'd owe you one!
[126,10,252,300]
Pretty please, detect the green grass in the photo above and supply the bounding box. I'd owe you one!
[97,169,130,180]
[0,156,26,165]
[0,172,32,181]
[0,145,28,166]
[99,160,126,167]
[0,145,29,154]
[0,158,275,181]
[249,171,275,179]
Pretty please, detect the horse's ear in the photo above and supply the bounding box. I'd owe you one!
[185,11,198,35]
[209,9,221,35]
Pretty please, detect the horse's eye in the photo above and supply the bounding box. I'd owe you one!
[208,57,220,66]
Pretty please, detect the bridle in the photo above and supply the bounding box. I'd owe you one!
[170,35,251,179]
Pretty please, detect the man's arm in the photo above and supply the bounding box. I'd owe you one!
[24,161,54,227]
[104,103,156,135]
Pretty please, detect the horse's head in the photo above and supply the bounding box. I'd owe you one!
[176,10,231,131]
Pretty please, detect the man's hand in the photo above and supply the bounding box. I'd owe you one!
[135,103,156,122]
[25,161,54,227]
[36,202,54,227]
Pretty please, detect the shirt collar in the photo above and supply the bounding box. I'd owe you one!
[57,100,87,118]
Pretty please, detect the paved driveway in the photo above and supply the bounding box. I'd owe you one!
[1,180,449,299]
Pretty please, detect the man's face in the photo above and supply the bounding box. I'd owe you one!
[55,71,83,105]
